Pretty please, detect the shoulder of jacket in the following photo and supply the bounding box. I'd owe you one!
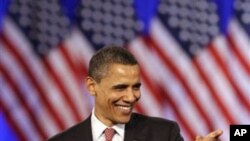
[131,113,178,126]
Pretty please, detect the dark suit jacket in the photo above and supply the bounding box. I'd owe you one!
[48,113,184,141]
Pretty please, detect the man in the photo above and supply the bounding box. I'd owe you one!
[48,46,223,141]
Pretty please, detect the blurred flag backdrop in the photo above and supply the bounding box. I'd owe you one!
[0,0,249,141]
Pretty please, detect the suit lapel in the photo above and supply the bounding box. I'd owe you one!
[74,115,93,141]
[124,120,135,141]
[124,113,147,141]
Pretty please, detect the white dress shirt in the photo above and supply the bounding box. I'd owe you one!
[91,109,125,141]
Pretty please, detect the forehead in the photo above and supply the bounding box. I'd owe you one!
[101,64,140,83]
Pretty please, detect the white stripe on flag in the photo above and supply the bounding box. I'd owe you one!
[65,28,95,66]
[4,18,76,128]
[229,20,250,62]
[62,43,91,118]
[212,37,250,123]
[129,39,164,117]
[48,49,86,121]
[197,42,240,123]
[0,43,60,137]
[150,18,231,141]
[131,35,204,137]
[0,71,42,140]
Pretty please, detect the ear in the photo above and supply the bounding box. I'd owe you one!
[85,76,97,96]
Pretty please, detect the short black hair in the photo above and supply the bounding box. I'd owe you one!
[88,45,138,83]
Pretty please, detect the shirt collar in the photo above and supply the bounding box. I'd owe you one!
[91,108,125,140]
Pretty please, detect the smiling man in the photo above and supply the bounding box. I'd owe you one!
[48,46,223,141]
[89,63,141,126]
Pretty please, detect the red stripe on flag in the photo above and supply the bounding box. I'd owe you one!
[60,44,92,119]
[126,46,148,115]
[159,87,196,140]
[60,44,83,86]
[0,64,47,139]
[193,44,236,124]
[0,101,26,141]
[128,45,166,107]
[139,67,166,106]
[142,36,215,132]
[42,57,81,122]
[227,34,250,74]
[0,34,65,130]
[209,43,250,112]
[58,44,86,120]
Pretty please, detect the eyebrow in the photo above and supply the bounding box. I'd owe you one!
[112,84,128,89]
[111,82,141,89]
[133,83,141,88]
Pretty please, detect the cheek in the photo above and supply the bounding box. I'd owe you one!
[135,92,141,100]
[95,91,108,105]
[107,92,126,105]
[132,90,141,99]
[97,91,115,105]
[108,93,121,101]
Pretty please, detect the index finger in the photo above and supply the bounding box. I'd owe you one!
[207,129,223,138]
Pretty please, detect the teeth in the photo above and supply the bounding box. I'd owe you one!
[117,106,131,111]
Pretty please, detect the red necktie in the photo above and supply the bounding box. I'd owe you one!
[104,128,115,141]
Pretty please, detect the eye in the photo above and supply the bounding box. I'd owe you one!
[112,84,127,91]
[133,83,141,90]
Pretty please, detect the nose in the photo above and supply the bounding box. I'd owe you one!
[124,89,140,103]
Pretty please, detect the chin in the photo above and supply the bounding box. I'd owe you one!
[116,119,130,124]
[116,115,132,124]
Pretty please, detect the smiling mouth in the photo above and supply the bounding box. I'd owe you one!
[115,105,132,114]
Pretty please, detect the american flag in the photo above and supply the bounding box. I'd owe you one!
[0,0,92,140]
[0,0,249,141]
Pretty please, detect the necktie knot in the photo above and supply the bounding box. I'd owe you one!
[104,128,115,141]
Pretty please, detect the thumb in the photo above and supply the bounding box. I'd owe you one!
[195,135,203,141]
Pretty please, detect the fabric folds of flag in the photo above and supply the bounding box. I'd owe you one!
[0,0,249,141]
[0,0,91,140]
[73,0,250,141]
[131,0,249,141]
